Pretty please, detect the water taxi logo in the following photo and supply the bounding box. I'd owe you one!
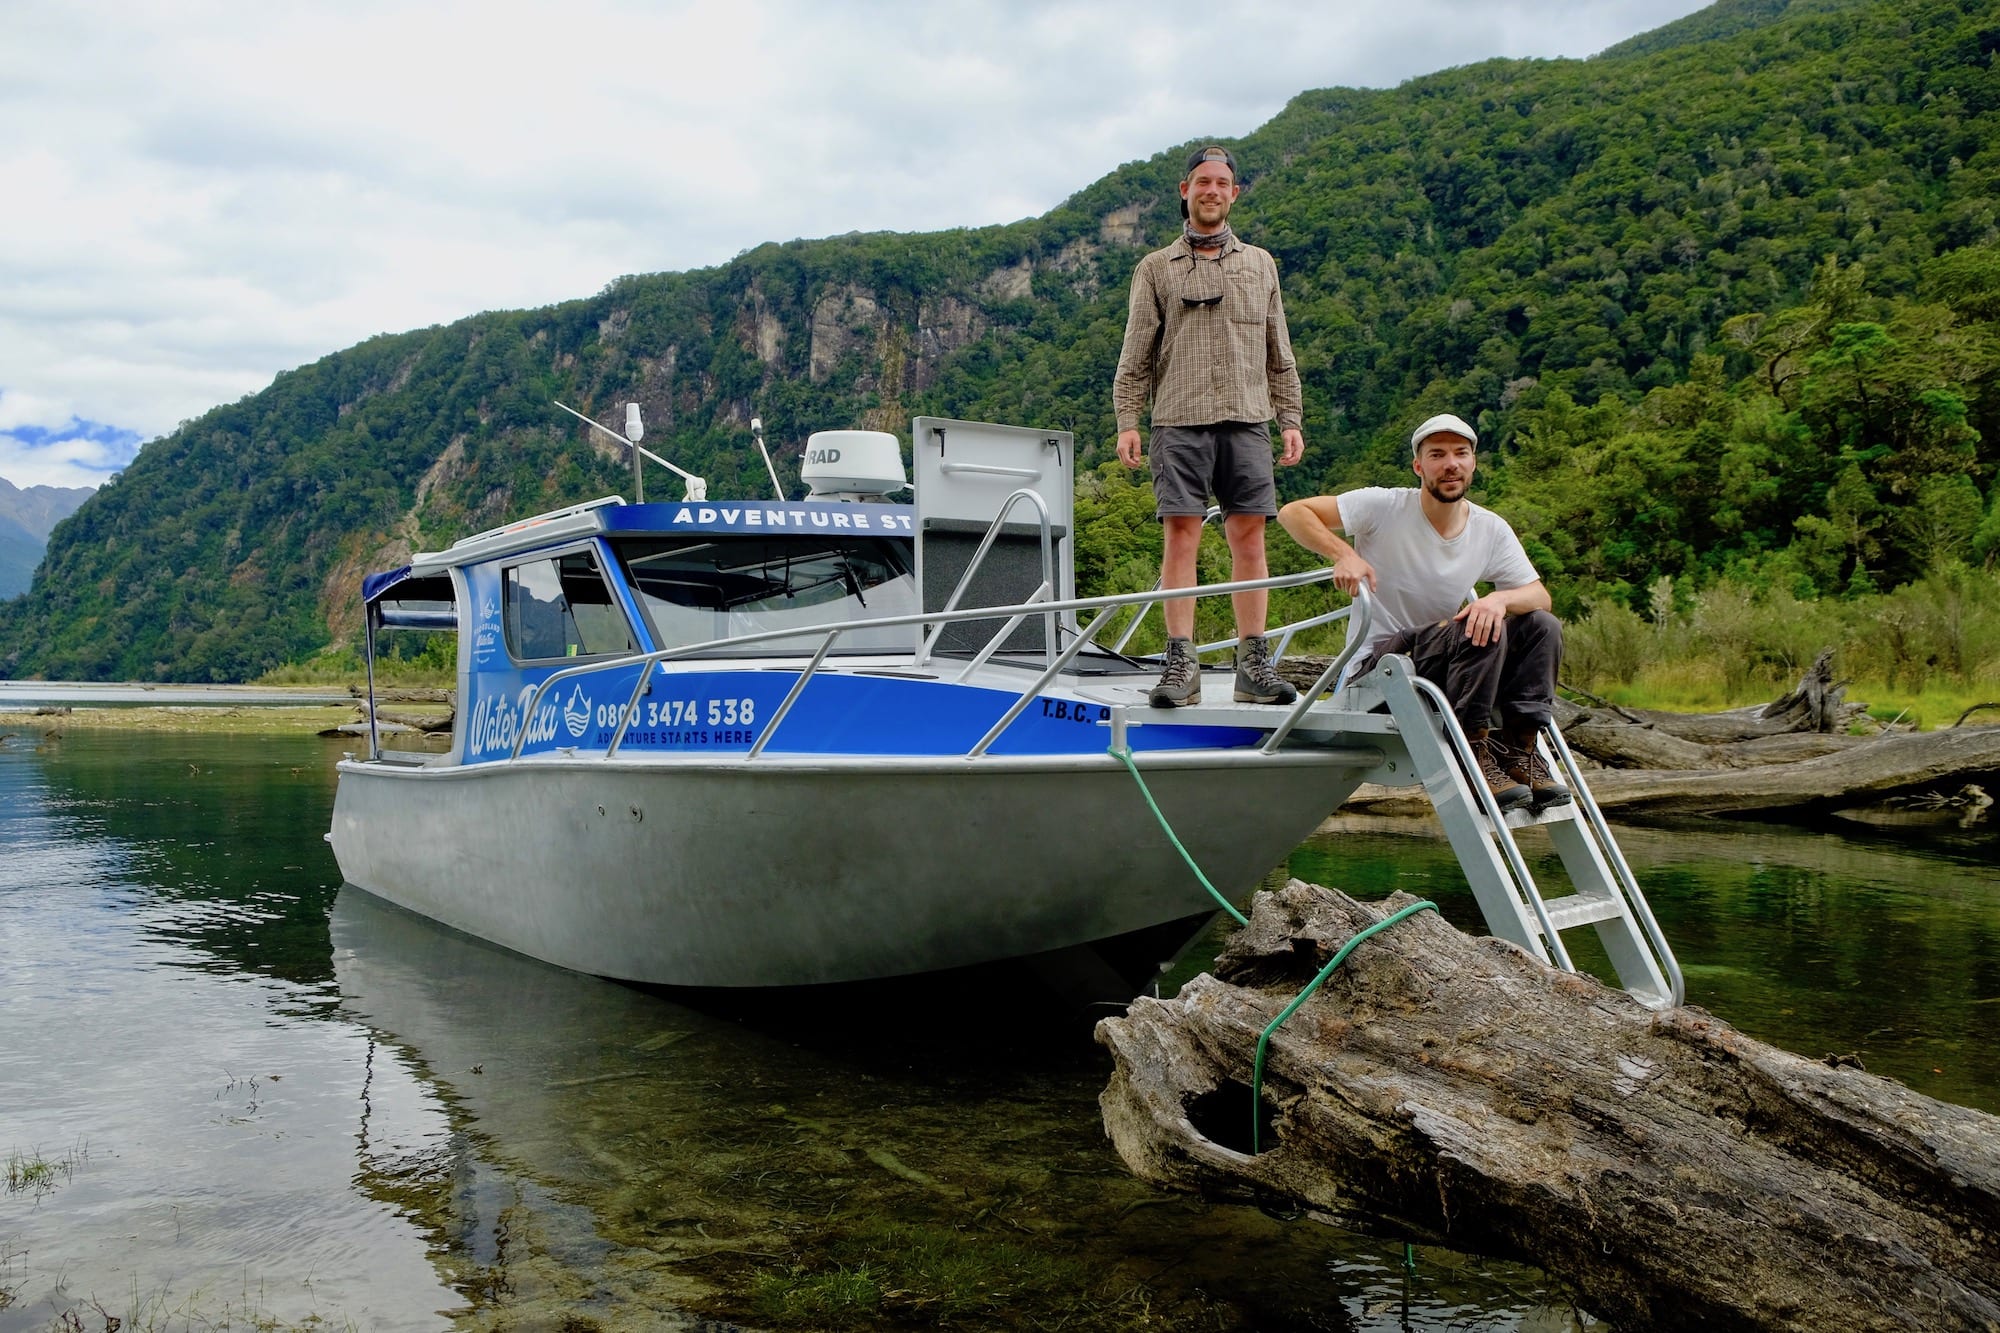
[467,685,562,758]
[562,685,591,739]
[472,598,502,665]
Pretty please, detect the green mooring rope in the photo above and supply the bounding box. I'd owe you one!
[1110,742,1437,1159]
[1250,900,1439,1154]
[1111,745,1248,926]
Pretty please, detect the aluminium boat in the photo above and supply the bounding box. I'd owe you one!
[327,415,1382,991]
[328,413,1680,1005]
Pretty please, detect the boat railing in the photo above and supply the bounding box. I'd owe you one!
[501,570,1372,763]
[1094,507,1347,675]
[1106,506,1223,655]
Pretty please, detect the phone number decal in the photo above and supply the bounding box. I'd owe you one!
[593,696,761,747]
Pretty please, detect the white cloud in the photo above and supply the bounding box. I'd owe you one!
[0,437,125,491]
[0,392,141,489]
[0,0,1710,489]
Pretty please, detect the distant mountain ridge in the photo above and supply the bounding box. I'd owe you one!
[3,0,1995,682]
[0,477,93,600]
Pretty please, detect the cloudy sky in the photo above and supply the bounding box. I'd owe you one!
[1,0,1709,491]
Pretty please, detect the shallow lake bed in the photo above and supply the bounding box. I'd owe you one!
[1,727,1993,1331]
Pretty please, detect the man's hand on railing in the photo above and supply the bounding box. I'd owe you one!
[1332,552,1377,599]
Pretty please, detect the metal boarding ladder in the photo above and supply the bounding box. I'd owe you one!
[1361,653,1685,1009]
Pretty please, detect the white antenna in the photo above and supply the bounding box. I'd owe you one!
[553,400,707,502]
[750,417,785,500]
[624,403,645,501]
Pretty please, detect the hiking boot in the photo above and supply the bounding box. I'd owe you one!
[1497,724,1573,811]
[1148,637,1202,708]
[1233,635,1299,705]
[1468,729,1533,813]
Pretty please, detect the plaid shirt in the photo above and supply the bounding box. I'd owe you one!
[1112,234,1304,434]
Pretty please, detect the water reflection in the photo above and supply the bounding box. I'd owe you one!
[0,733,455,1333]
[331,886,1589,1331]
[4,727,1995,1331]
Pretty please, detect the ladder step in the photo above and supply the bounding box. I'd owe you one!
[1497,801,1582,830]
[1539,894,1627,932]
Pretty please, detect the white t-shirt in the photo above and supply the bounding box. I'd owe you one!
[1336,486,1539,663]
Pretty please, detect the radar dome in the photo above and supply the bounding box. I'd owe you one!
[801,430,906,500]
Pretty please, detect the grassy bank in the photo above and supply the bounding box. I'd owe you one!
[257,642,451,689]
[1556,567,2000,730]
[1575,675,1997,732]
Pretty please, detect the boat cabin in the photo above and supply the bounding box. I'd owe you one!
[360,417,1091,765]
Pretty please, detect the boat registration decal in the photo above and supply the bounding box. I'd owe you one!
[1038,698,1111,725]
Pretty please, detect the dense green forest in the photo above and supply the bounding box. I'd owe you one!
[2,0,1997,690]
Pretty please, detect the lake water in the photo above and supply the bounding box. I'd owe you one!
[1,727,1995,1332]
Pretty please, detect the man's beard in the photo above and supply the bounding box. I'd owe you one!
[1424,476,1467,505]
[1188,201,1231,231]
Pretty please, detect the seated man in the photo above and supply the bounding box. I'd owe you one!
[1277,412,1569,812]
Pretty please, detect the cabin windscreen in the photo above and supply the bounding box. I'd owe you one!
[611,535,918,655]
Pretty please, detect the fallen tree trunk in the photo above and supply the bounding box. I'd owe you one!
[1603,703,1860,745]
[1578,725,2000,816]
[1343,724,2000,818]
[356,686,456,704]
[1563,720,1863,770]
[1097,882,2000,1332]
[369,706,455,733]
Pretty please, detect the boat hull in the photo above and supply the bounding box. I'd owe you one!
[328,751,1369,986]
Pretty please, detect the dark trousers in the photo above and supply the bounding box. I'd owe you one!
[1360,609,1562,736]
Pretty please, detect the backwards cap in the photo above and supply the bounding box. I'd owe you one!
[1185,145,1238,178]
[1180,145,1238,219]
[1409,412,1478,456]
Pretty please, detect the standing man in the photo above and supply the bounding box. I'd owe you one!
[1277,413,1570,812]
[1114,144,1305,709]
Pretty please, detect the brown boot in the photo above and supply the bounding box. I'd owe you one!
[1467,728,1532,813]
[1148,637,1202,708]
[1232,634,1299,704]
[1495,723,1572,811]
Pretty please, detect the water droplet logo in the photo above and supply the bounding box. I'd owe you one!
[562,684,591,739]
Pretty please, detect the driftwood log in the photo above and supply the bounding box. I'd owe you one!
[1298,646,2000,819]
[1341,720,2000,818]
[352,686,455,704]
[1560,718,1858,771]
[369,705,455,733]
[1098,882,2000,1332]
[1571,726,2000,816]
[340,698,456,733]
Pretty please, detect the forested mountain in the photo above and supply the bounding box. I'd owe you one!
[0,478,92,599]
[3,0,1997,682]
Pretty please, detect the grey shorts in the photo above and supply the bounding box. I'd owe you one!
[1149,422,1278,518]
